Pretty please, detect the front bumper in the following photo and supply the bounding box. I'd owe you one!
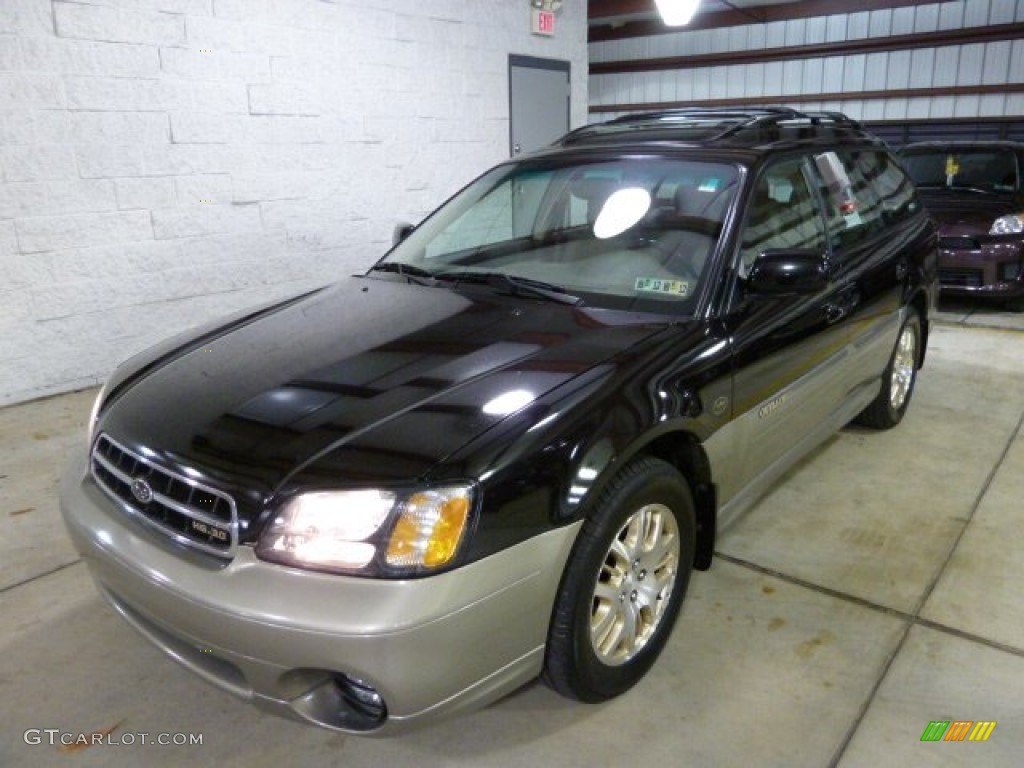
[60,451,581,734]
[938,237,1024,299]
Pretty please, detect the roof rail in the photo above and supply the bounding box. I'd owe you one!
[559,107,868,147]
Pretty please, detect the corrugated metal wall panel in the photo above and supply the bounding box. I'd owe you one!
[985,0,1012,24]
[890,6,916,35]
[938,2,966,29]
[931,45,959,87]
[886,50,911,90]
[982,40,1012,83]
[825,14,846,42]
[913,4,941,33]
[802,58,825,95]
[953,94,980,117]
[957,43,985,84]
[588,0,1022,123]
[1014,39,1024,77]
[868,10,892,38]
[863,52,889,91]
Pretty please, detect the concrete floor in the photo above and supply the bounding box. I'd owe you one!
[2,312,1023,767]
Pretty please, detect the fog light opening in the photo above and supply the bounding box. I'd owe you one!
[289,671,388,731]
[334,674,388,724]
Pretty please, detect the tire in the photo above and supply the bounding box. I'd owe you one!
[855,308,921,429]
[543,456,695,702]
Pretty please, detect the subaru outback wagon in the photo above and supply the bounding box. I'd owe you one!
[62,108,938,734]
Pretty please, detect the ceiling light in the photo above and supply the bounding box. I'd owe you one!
[655,0,700,26]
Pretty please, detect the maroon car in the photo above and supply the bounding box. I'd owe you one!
[900,141,1024,309]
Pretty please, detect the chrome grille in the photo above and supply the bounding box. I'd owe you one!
[91,434,237,558]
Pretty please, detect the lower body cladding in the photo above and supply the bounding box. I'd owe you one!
[938,242,1024,301]
[59,452,583,734]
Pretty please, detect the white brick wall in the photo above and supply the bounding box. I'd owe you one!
[0,0,588,405]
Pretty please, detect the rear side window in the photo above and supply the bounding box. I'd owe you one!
[867,151,919,223]
[810,150,917,252]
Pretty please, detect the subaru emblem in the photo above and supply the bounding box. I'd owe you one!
[130,477,154,504]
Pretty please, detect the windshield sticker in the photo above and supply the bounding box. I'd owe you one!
[698,179,720,192]
[635,277,690,296]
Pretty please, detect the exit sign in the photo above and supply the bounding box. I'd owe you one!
[531,9,555,36]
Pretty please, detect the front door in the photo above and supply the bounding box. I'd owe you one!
[715,155,855,521]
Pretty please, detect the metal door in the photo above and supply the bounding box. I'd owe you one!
[509,55,570,157]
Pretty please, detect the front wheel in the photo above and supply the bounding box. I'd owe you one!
[855,308,920,429]
[543,456,695,702]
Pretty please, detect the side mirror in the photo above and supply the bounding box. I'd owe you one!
[393,222,416,246]
[747,249,830,294]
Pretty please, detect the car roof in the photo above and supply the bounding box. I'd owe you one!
[556,107,885,154]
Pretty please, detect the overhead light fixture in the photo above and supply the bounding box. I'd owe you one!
[655,0,700,26]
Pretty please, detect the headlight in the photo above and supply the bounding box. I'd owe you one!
[256,485,474,576]
[991,214,1024,235]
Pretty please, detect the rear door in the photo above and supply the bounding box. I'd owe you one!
[808,149,921,393]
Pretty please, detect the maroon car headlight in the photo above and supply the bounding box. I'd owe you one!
[990,213,1024,235]
[256,486,474,575]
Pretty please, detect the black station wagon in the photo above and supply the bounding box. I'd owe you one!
[61,108,938,734]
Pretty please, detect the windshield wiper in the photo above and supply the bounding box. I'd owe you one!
[433,270,582,305]
[916,183,996,195]
[368,262,436,285]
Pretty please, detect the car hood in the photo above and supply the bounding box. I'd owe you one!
[916,189,1021,230]
[97,276,669,524]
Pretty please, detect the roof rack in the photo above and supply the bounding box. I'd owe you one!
[559,107,867,147]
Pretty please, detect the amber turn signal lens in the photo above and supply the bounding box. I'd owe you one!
[385,488,472,569]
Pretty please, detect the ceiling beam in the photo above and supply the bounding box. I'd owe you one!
[591,22,1024,74]
[589,83,1024,113]
[590,0,959,41]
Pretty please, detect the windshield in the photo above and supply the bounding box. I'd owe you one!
[900,148,1019,193]
[380,157,740,314]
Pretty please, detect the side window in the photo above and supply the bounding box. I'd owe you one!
[739,157,826,275]
[866,151,919,223]
[810,150,914,251]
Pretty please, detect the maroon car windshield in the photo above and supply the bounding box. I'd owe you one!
[901,148,1020,193]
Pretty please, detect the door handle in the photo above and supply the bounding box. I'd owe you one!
[825,304,847,324]
[825,285,860,324]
